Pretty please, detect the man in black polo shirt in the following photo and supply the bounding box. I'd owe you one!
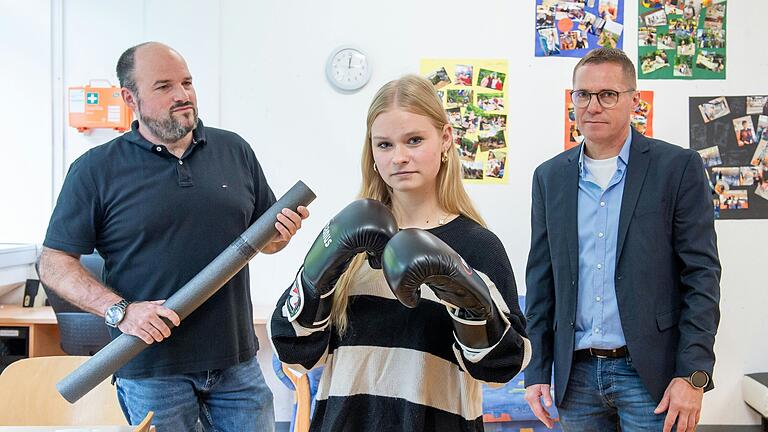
[38,42,308,432]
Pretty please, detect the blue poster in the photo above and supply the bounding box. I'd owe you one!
[535,0,625,58]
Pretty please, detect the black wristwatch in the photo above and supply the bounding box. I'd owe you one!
[105,299,130,328]
[682,370,710,390]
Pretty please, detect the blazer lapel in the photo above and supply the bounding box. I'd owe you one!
[563,146,581,279]
[616,130,651,262]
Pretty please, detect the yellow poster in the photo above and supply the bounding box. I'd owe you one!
[420,59,509,184]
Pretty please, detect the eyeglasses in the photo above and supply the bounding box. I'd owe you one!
[570,89,636,109]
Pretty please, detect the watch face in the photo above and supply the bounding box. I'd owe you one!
[326,47,371,91]
[691,371,709,388]
[105,305,124,326]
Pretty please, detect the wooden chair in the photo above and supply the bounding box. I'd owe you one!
[0,356,127,426]
[281,363,312,432]
[133,411,154,432]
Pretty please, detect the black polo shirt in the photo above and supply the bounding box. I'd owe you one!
[44,119,276,378]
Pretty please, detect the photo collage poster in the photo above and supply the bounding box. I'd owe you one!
[689,96,768,219]
[421,59,509,184]
[564,90,654,150]
[638,0,726,79]
[535,0,625,57]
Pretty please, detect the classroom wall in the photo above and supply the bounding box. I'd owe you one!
[2,0,766,425]
[0,1,52,243]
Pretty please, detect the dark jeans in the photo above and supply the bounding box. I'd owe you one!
[558,354,666,431]
[116,356,274,432]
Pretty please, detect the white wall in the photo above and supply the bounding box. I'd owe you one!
[0,1,52,243]
[3,0,766,425]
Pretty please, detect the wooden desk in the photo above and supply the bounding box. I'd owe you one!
[0,305,65,357]
[0,304,273,359]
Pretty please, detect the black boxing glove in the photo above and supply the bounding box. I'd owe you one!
[382,228,508,351]
[284,199,398,329]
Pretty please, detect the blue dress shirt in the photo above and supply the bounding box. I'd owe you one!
[574,132,632,350]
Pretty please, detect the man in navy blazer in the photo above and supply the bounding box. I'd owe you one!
[524,48,721,432]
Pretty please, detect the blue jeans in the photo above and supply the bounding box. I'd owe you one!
[558,354,666,431]
[116,356,274,432]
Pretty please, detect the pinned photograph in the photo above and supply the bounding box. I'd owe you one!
[567,119,585,146]
[455,130,478,161]
[682,0,700,20]
[755,169,768,200]
[446,89,473,109]
[657,31,676,50]
[698,96,730,123]
[639,27,657,47]
[695,50,725,73]
[426,67,451,89]
[479,114,507,134]
[669,18,697,38]
[561,30,589,50]
[580,12,597,33]
[632,97,653,135]
[485,149,507,179]
[436,91,444,101]
[719,190,748,210]
[538,28,561,56]
[740,166,758,186]
[461,160,484,180]
[478,131,506,152]
[704,3,725,29]
[459,109,479,133]
[697,145,722,167]
[536,4,556,29]
[598,20,623,48]
[664,0,683,15]
[477,92,505,112]
[641,8,667,27]
[756,181,768,201]
[697,28,725,49]
[711,167,741,188]
[554,1,587,21]
[733,116,757,147]
[454,64,474,86]
[677,35,695,56]
[447,107,463,128]
[746,96,767,115]
[589,16,606,35]
[478,68,506,91]
[755,115,768,142]
[752,138,768,166]
[673,55,693,77]
[599,0,619,21]
[640,50,670,74]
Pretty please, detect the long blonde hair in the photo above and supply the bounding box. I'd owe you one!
[331,74,486,334]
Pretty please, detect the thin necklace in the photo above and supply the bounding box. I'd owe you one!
[426,213,449,225]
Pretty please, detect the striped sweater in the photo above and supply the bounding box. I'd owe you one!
[270,216,531,432]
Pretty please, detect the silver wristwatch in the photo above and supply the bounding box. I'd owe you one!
[105,299,130,328]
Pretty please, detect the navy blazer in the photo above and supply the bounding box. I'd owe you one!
[524,129,721,404]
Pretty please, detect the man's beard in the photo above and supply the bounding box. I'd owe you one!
[138,99,198,143]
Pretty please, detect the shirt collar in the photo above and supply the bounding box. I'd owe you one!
[578,130,632,177]
[124,118,207,153]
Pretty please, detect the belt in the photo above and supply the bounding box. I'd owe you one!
[574,346,628,360]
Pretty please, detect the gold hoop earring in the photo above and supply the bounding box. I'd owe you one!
[441,151,448,163]
[373,163,378,172]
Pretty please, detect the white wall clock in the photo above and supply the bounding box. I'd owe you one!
[325,46,371,92]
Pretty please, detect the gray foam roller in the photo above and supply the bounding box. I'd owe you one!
[57,180,316,403]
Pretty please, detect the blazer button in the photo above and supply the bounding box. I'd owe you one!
[617,275,623,280]
[571,280,575,286]
[570,321,574,327]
